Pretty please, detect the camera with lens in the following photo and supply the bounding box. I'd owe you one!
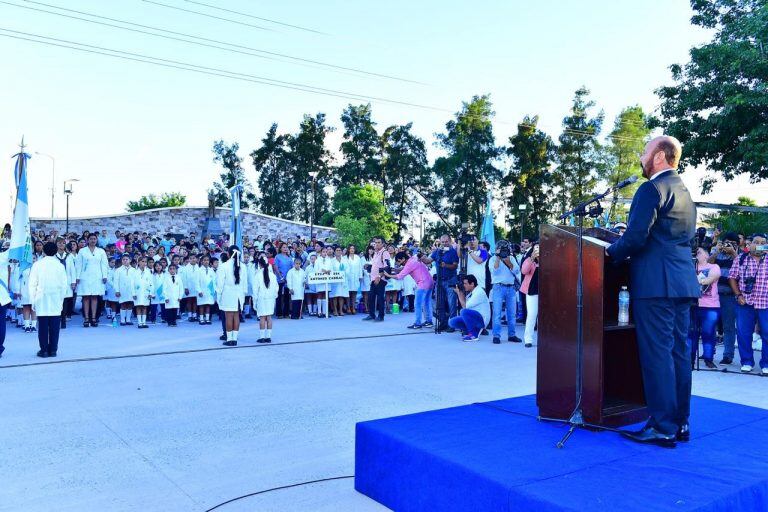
[496,240,511,259]
[363,263,372,273]
[744,276,756,294]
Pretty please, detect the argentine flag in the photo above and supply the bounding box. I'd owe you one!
[230,184,243,249]
[9,147,33,271]
[479,190,495,253]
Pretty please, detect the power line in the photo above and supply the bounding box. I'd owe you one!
[9,0,425,84]
[0,28,459,113]
[141,0,274,31]
[182,0,329,35]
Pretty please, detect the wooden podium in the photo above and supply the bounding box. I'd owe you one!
[536,224,647,427]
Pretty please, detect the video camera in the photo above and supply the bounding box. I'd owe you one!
[496,240,512,259]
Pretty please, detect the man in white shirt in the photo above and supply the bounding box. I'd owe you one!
[29,242,69,358]
[449,274,490,342]
[458,235,489,291]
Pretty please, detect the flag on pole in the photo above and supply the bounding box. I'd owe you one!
[230,184,243,249]
[479,190,496,253]
[9,140,33,270]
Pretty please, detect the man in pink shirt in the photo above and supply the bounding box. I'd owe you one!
[386,251,434,328]
[363,237,390,322]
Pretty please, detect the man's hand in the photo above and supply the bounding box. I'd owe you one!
[132,295,137,301]
[102,278,107,284]
[738,294,747,306]
[116,292,121,298]
[184,289,189,295]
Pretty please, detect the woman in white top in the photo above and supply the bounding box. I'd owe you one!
[361,245,374,316]
[254,255,278,342]
[195,255,216,325]
[343,245,364,314]
[216,246,248,346]
[314,246,334,318]
[134,257,155,328]
[75,233,109,327]
[330,246,350,316]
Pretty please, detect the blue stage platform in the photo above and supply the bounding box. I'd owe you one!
[355,395,768,512]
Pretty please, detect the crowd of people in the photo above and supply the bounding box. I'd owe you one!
[0,225,541,358]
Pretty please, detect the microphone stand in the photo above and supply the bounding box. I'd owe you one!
[539,181,634,448]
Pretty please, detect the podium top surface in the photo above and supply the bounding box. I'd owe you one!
[542,225,620,245]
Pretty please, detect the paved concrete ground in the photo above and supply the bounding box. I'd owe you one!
[1,313,766,511]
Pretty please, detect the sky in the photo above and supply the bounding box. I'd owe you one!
[2,0,765,222]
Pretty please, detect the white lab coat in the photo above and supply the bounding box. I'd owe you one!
[105,267,118,302]
[76,246,109,296]
[245,261,256,297]
[286,267,306,301]
[330,258,349,298]
[153,271,167,303]
[134,267,155,307]
[54,252,77,298]
[196,266,216,306]
[18,267,31,305]
[253,266,278,316]
[216,257,248,312]
[343,254,363,293]
[181,264,199,297]
[114,265,138,304]
[162,273,185,309]
[0,251,12,307]
[28,256,69,316]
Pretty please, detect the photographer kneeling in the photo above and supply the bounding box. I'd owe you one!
[490,240,522,344]
[449,274,490,342]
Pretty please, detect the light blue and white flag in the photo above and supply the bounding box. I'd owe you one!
[480,190,496,253]
[9,144,33,270]
[230,184,243,249]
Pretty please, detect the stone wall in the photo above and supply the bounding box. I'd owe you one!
[31,207,336,239]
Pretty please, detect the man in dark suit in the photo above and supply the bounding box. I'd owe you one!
[607,135,700,448]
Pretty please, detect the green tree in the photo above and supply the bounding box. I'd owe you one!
[250,124,293,219]
[553,87,605,211]
[323,184,396,241]
[656,0,768,190]
[333,215,378,252]
[211,140,257,208]
[381,123,430,236]
[288,113,334,224]
[337,104,381,187]
[506,115,556,240]
[702,196,768,236]
[126,192,186,212]
[434,95,502,231]
[604,106,651,220]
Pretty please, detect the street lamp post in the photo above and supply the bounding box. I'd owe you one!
[518,204,527,244]
[419,210,425,242]
[308,171,318,240]
[35,152,55,219]
[63,179,79,234]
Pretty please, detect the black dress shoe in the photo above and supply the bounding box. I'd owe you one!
[704,359,718,369]
[676,423,690,442]
[264,338,272,343]
[362,316,375,321]
[445,327,456,333]
[219,334,227,341]
[48,352,57,358]
[222,340,237,346]
[36,350,49,358]
[508,335,523,343]
[719,357,733,365]
[620,426,676,448]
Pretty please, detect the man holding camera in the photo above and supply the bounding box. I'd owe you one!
[449,274,490,342]
[711,232,740,364]
[489,240,522,344]
[728,234,768,374]
[457,235,489,291]
[363,236,390,322]
[422,235,459,332]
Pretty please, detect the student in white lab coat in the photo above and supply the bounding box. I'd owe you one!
[254,255,278,343]
[104,258,118,321]
[28,242,69,358]
[13,262,35,333]
[182,254,199,322]
[343,245,364,314]
[314,246,334,318]
[151,261,166,323]
[286,257,306,319]
[243,252,255,319]
[75,233,109,327]
[54,237,77,329]
[304,253,318,316]
[217,246,248,346]
[134,257,155,328]
[114,254,137,326]
[0,249,12,357]
[196,255,216,325]
[163,264,184,326]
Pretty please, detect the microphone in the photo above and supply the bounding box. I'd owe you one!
[613,175,638,191]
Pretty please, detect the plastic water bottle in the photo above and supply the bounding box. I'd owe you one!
[618,286,630,325]
[111,316,119,328]
[392,303,400,314]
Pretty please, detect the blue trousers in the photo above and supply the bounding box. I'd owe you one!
[633,298,693,436]
[0,302,6,356]
[735,304,768,369]
[491,284,517,338]
[688,306,720,361]
[448,308,485,337]
[720,294,738,359]
[414,288,432,326]
[38,315,61,354]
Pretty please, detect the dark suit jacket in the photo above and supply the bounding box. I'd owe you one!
[607,170,700,299]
